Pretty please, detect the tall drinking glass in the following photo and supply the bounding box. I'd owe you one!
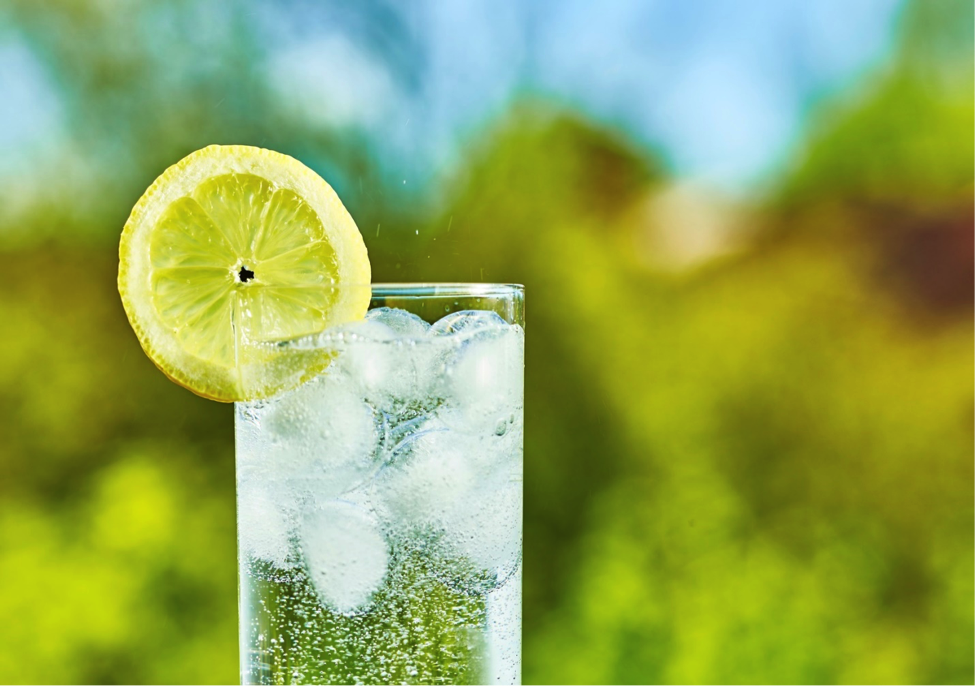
[235,284,524,685]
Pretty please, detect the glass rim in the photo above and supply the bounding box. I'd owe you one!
[368,283,524,297]
[240,282,524,368]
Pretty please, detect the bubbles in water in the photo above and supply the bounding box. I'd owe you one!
[486,565,522,684]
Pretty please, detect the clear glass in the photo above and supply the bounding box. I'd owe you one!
[235,284,524,685]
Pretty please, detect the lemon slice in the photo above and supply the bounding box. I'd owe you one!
[118,145,371,401]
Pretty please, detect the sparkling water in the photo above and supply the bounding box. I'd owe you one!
[235,308,524,685]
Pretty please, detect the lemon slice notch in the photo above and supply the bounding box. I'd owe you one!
[118,145,371,401]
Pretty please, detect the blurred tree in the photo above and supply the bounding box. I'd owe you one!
[777,0,973,317]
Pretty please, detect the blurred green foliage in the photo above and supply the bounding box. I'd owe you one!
[0,0,971,684]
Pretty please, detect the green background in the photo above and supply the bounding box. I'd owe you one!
[0,0,971,683]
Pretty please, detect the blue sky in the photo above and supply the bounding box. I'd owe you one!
[1,0,904,193]
[0,36,65,173]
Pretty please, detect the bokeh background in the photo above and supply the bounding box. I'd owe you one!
[0,0,972,683]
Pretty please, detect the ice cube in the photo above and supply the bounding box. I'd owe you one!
[334,318,398,343]
[446,464,522,584]
[366,307,431,336]
[235,402,274,475]
[441,324,524,431]
[261,375,380,497]
[377,417,478,526]
[430,309,507,337]
[336,321,438,410]
[237,478,297,568]
[435,407,523,475]
[300,500,389,614]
